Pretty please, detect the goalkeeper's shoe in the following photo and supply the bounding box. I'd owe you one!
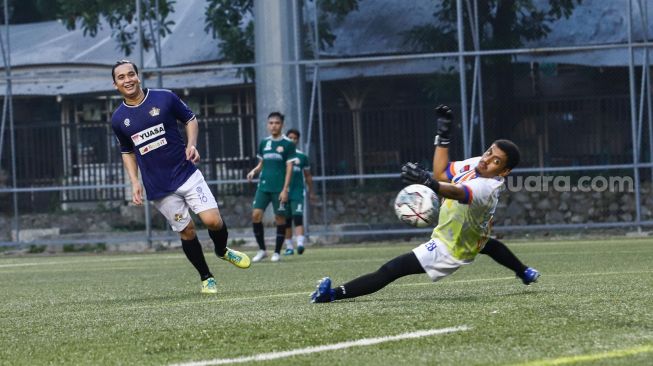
[284,248,294,256]
[310,277,335,303]
[201,277,218,294]
[520,267,540,285]
[221,248,251,269]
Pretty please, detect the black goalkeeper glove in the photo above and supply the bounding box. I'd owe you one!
[401,162,440,193]
[433,104,453,147]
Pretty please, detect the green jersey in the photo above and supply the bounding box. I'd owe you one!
[432,157,505,261]
[289,150,310,199]
[256,135,296,193]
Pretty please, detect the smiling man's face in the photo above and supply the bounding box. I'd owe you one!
[113,63,141,99]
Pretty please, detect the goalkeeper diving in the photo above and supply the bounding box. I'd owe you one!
[310,105,540,303]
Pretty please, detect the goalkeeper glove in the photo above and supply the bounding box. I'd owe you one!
[433,105,453,147]
[401,162,440,193]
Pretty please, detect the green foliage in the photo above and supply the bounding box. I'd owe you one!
[405,0,582,105]
[204,0,362,81]
[405,0,582,52]
[27,244,47,253]
[62,242,107,252]
[229,238,246,247]
[0,0,63,24]
[57,0,176,56]
[204,0,255,80]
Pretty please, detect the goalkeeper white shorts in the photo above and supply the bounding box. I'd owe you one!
[412,239,471,282]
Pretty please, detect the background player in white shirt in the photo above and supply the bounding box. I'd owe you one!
[311,105,539,303]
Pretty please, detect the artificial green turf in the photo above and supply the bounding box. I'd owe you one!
[1,238,652,365]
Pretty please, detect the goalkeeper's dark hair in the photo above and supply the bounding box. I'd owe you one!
[112,59,138,82]
[287,128,300,138]
[494,139,520,170]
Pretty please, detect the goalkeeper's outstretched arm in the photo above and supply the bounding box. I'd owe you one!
[432,105,453,182]
[401,162,468,203]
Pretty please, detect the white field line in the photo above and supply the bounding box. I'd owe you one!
[169,325,470,366]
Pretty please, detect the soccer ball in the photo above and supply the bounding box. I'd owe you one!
[394,184,439,228]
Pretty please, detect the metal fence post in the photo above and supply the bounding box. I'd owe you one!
[627,0,643,232]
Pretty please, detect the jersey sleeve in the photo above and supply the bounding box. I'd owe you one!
[111,121,134,154]
[256,140,264,160]
[285,142,297,163]
[169,91,195,124]
[302,154,310,170]
[445,156,482,181]
[458,177,503,206]
[288,153,300,166]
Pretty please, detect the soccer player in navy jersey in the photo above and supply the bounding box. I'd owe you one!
[110,60,250,294]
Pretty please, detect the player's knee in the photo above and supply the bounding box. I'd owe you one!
[285,216,292,229]
[274,215,286,225]
[199,210,223,230]
[180,222,196,240]
[252,210,263,222]
[293,215,303,227]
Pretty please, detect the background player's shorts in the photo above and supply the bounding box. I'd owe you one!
[253,189,286,215]
[412,239,471,282]
[153,170,219,232]
[285,194,304,217]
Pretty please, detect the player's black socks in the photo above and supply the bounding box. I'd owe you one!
[334,252,425,300]
[209,221,228,257]
[274,224,285,254]
[480,238,527,275]
[253,222,265,250]
[181,236,212,281]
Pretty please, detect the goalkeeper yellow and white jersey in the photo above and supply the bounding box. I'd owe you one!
[431,156,505,261]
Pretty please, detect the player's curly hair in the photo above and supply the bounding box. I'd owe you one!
[494,139,520,170]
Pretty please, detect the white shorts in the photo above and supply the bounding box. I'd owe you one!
[412,239,471,282]
[152,170,219,232]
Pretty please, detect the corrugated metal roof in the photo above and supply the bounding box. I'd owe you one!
[1,0,651,96]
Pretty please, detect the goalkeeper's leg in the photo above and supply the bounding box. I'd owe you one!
[333,252,425,300]
[481,238,539,284]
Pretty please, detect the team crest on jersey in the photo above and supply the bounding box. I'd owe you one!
[149,107,160,117]
[460,165,471,173]
[276,146,284,153]
[174,213,183,222]
[124,118,130,127]
[264,140,272,151]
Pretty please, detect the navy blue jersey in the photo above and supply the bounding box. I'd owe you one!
[111,88,197,200]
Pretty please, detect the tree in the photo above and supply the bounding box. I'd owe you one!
[57,0,175,56]
[405,0,582,136]
[0,0,62,24]
[204,0,361,80]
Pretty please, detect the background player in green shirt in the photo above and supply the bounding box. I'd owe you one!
[283,129,318,256]
[311,105,539,303]
[247,112,296,263]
